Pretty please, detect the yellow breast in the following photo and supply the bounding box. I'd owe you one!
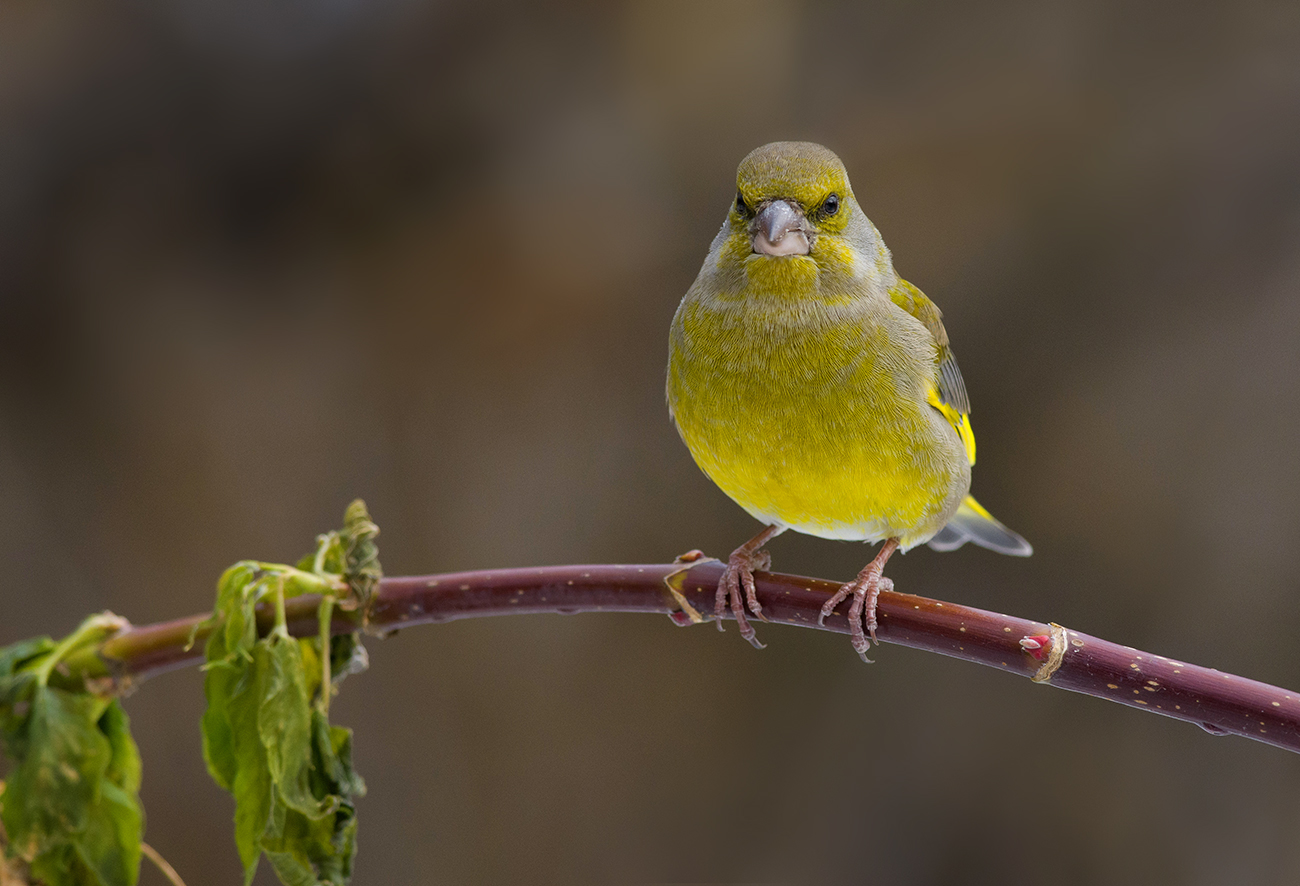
[667,267,970,548]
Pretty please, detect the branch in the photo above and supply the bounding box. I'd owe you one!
[90,561,1300,754]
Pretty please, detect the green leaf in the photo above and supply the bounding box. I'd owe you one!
[227,644,273,885]
[200,563,273,884]
[0,638,56,742]
[2,687,110,861]
[200,658,239,794]
[0,637,55,679]
[28,843,81,885]
[260,712,362,886]
[201,564,259,794]
[101,702,141,796]
[72,780,142,886]
[257,637,322,819]
[1,681,143,886]
[1,621,146,886]
[262,800,357,886]
[317,718,365,802]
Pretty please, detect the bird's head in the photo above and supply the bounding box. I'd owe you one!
[719,141,887,299]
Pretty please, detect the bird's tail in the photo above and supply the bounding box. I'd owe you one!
[928,496,1032,556]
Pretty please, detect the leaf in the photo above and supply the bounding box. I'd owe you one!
[200,658,239,794]
[261,796,338,886]
[201,563,261,794]
[339,500,381,611]
[101,702,141,796]
[257,638,322,819]
[226,642,273,885]
[0,617,147,886]
[260,713,362,886]
[317,718,364,802]
[71,780,142,886]
[3,687,111,859]
[27,844,80,885]
[0,685,143,886]
[0,638,55,742]
[200,563,274,884]
[0,638,55,680]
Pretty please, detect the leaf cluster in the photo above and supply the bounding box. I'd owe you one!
[0,617,143,886]
[201,501,377,886]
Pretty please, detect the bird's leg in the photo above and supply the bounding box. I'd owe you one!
[818,538,900,662]
[716,524,786,648]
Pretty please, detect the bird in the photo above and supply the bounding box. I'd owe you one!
[666,141,1031,661]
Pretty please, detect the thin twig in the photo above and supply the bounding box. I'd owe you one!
[89,562,1300,754]
[141,841,188,886]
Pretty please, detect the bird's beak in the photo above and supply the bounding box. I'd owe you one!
[752,200,810,256]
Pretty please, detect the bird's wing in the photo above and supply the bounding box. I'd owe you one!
[888,278,975,465]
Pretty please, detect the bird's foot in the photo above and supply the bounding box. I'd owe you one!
[716,547,770,649]
[715,525,784,649]
[847,575,893,662]
[817,538,900,662]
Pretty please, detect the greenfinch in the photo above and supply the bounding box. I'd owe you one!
[666,141,1031,661]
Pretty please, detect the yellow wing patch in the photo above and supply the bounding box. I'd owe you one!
[927,386,976,466]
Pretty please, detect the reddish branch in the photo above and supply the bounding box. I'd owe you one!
[94,561,1300,754]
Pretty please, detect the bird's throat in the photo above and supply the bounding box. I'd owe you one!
[743,253,819,298]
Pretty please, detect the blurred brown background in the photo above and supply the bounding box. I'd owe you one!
[3,0,1300,883]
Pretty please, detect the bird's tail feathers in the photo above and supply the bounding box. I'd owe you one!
[928,496,1032,556]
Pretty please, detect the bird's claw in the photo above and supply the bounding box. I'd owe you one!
[865,576,893,642]
[818,585,849,627]
[819,539,900,661]
[715,547,772,647]
[824,571,893,662]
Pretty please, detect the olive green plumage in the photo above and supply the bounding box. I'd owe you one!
[667,141,1029,557]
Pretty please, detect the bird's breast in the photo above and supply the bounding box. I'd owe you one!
[668,293,969,544]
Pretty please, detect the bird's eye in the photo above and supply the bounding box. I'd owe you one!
[735,192,751,217]
[821,193,840,217]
